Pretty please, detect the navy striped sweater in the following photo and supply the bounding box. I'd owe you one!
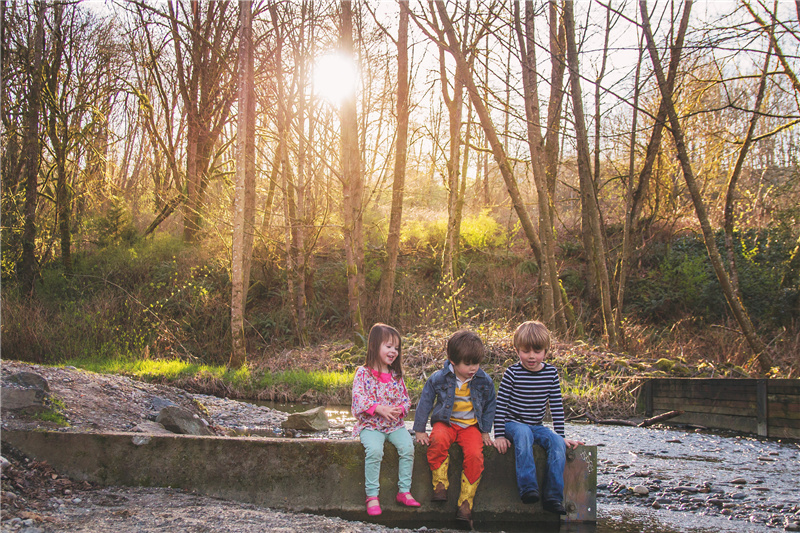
[494,362,565,439]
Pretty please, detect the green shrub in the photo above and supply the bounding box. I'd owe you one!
[461,210,507,249]
[627,230,798,325]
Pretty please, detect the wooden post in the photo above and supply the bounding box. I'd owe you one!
[644,379,653,417]
[756,379,768,437]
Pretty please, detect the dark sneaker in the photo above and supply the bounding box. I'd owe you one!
[521,490,540,504]
[543,500,567,515]
[455,500,473,528]
[431,482,447,502]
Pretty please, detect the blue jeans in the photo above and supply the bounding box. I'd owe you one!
[359,427,415,497]
[504,420,566,503]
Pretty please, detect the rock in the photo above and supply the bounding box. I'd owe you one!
[149,396,177,412]
[2,371,52,413]
[785,521,800,532]
[281,406,329,432]
[133,421,174,435]
[156,406,213,436]
[1,386,47,412]
[633,485,649,496]
[6,371,50,391]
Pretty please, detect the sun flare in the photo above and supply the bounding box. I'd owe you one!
[313,52,358,106]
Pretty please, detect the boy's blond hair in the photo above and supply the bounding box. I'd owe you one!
[513,320,551,352]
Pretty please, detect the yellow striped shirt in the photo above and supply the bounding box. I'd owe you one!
[450,379,477,428]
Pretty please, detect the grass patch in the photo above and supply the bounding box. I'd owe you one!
[61,357,360,404]
[34,396,69,427]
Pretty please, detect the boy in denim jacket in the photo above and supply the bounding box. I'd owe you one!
[413,330,496,525]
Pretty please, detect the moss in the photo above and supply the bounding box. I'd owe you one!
[654,358,674,371]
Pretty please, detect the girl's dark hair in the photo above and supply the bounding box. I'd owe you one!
[365,323,403,378]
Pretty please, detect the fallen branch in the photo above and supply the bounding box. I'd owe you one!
[638,410,684,428]
[566,412,588,422]
[585,414,636,427]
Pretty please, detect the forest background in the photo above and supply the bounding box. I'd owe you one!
[2,0,799,417]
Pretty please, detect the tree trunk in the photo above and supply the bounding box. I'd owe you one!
[564,0,617,348]
[341,0,365,342]
[514,1,566,333]
[19,1,46,295]
[377,0,409,322]
[640,0,772,373]
[230,0,256,368]
[45,3,72,273]
[434,1,544,269]
[723,41,772,302]
[615,39,642,342]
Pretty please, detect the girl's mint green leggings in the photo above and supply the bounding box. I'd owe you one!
[359,427,415,497]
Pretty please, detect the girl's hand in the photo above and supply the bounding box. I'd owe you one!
[481,432,494,446]
[494,437,510,454]
[415,432,430,445]
[564,438,584,449]
[375,404,403,421]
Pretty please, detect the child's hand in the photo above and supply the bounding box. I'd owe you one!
[494,437,510,454]
[415,432,430,445]
[375,404,403,421]
[564,438,584,449]
[481,432,493,446]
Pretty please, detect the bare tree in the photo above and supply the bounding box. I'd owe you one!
[377,0,410,322]
[341,0,366,342]
[432,0,545,280]
[19,1,46,295]
[166,0,239,242]
[640,0,772,373]
[564,0,617,348]
[230,0,256,368]
[514,0,567,333]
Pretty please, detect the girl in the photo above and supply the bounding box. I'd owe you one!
[351,323,421,516]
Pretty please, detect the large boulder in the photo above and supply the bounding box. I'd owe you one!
[133,421,175,435]
[1,372,49,413]
[281,406,329,432]
[6,371,50,392]
[156,406,213,436]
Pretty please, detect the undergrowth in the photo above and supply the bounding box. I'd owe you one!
[1,222,798,416]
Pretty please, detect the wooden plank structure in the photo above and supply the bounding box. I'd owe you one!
[637,378,800,439]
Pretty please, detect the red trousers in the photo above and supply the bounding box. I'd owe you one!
[427,422,484,484]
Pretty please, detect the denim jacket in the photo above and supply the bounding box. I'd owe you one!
[412,362,496,434]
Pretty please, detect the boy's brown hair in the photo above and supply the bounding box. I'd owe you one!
[513,320,551,352]
[447,330,485,365]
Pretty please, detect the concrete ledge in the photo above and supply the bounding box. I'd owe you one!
[1,430,596,528]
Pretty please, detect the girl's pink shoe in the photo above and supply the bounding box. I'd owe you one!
[396,492,421,507]
[366,496,382,516]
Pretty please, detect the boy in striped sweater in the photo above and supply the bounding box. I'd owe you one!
[493,320,584,515]
[414,330,497,525]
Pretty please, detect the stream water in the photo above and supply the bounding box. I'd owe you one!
[266,403,800,532]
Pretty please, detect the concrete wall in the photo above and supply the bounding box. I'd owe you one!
[2,430,596,529]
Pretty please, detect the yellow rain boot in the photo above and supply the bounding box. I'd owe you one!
[455,471,481,526]
[430,455,449,501]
